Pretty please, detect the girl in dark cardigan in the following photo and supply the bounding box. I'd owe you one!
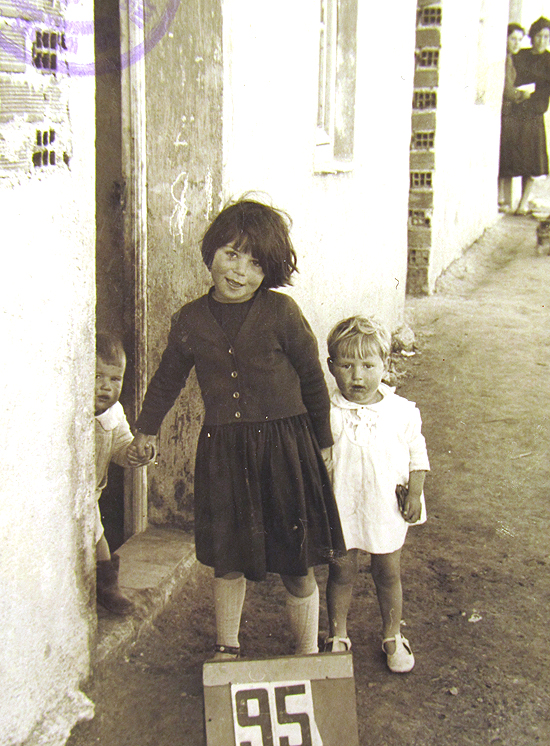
[133,198,345,659]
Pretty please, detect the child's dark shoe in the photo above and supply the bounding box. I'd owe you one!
[382,632,415,673]
[96,554,135,616]
[211,644,241,661]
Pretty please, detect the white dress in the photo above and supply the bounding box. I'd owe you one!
[330,383,430,554]
[94,401,133,542]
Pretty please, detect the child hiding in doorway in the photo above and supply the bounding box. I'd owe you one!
[95,332,154,614]
[132,197,345,659]
[324,316,429,672]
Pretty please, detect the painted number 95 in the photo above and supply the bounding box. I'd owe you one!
[231,681,322,746]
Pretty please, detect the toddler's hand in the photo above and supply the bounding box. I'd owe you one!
[402,493,422,523]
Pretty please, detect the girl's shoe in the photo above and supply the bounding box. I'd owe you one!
[382,633,415,673]
[323,636,352,652]
[212,644,241,661]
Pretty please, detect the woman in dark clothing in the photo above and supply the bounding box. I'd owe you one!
[498,23,526,210]
[499,17,550,214]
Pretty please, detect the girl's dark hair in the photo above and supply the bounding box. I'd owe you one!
[201,198,298,288]
[96,332,126,367]
[529,16,550,41]
[507,23,524,37]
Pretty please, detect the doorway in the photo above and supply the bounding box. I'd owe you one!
[94,0,147,548]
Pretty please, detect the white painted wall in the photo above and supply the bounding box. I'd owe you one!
[0,4,97,741]
[513,0,549,28]
[429,0,508,288]
[222,0,417,351]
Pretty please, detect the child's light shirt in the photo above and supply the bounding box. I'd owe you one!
[330,383,430,554]
[95,401,134,498]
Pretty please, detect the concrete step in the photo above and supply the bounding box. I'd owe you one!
[94,526,197,664]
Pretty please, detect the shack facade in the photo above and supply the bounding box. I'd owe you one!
[0,1,514,742]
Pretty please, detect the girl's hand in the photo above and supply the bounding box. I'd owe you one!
[129,433,157,466]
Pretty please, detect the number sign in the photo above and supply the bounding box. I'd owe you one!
[231,680,322,746]
[203,652,359,746]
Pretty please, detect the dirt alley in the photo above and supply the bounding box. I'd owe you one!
[68,214,550,746]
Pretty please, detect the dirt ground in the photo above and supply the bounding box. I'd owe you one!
[68,214,550,746]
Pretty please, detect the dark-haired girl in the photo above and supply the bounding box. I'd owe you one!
[133,198,345,659]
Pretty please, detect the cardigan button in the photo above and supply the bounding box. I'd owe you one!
[228,347,234,354]
[231,371,238,378]
[234,411,241,419]
[233,392,240,399]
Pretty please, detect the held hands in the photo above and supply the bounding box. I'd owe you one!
[127,432,158,467]
[513,89,531,102]
[321,446,333,473]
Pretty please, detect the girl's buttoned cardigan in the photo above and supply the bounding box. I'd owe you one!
[136,288,333,448]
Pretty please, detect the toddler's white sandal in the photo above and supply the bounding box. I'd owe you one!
[382,632,415,673]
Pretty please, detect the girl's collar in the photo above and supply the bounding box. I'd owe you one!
[204,286,264,342]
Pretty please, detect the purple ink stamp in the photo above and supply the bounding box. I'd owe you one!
[0,0,181,76]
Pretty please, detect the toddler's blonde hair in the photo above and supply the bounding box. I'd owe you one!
[327,316,391,363]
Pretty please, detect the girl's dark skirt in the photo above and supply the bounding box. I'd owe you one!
[194,413,346,581]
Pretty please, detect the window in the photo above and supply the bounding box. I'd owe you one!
[416,49,439,69]
[315,0,358,173]
[409,209,431,227]
[412,131,435,150]
[32,30,67,72]
[408,248,431,266]
[410,171,433,189]
[33,129,57,167]
[413,90,437,110]
[417,7,442,27]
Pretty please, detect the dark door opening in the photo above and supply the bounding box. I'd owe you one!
[95,0,133,552]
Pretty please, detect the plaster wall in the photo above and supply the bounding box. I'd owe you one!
[222,0,417,353]
[0,5,96,741]
[428,0,508,289]
[514,0,549,28]
[144,0,222,526]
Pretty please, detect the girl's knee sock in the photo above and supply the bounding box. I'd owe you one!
[214,575,246,648]
[285,583,319,655]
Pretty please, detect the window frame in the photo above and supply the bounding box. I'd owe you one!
[314,0,358,174]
